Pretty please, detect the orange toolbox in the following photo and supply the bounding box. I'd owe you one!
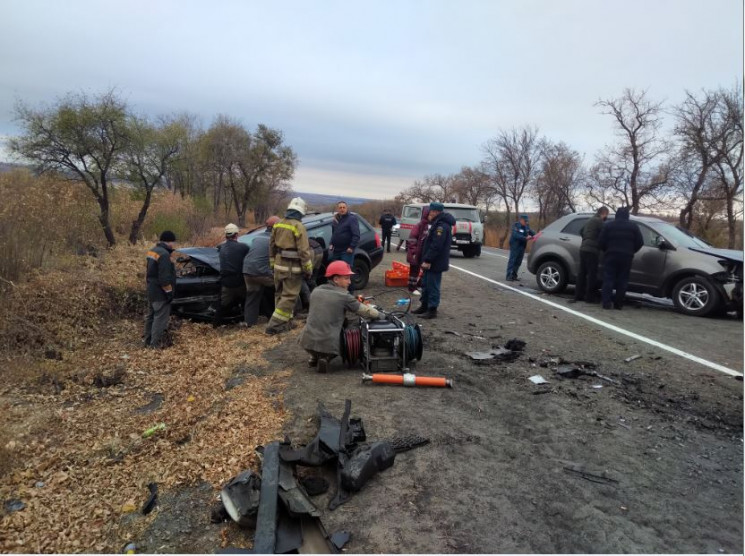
[384,268,409,287]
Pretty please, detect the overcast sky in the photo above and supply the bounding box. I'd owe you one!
[1,0,742,198]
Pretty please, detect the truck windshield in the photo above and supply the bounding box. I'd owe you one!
[445,208,480,222]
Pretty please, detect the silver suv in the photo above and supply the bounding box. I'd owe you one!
[527,213,743,317]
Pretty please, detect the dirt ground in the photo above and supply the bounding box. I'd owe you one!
[271,251,743,553]
[1,249,742,553]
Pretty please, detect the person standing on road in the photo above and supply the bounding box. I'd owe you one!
[598,206,643,310]
[266,197,313,334]
[379,208,397,253]
[144,230,177,348]
[329,201,359,291]
[506,214,536,281]
[300,261,381,373]
[215,223,250,327]
[572,206,609,303]
[406,205,430,296]
[242,216,280,327]
[412,202,456,320]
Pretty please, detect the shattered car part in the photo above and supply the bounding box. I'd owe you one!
[141,482,158,515]
[279,404,345,466]
[278,460,321,518]
[529,375,549,385]
[504,338,526,351]
[329,531,352,551]
[386,434,430,453]
[253,442,280,554]
[299,476,329,496]
[220,470,262,527]
[340,441,396,492]
[465,346,520,363]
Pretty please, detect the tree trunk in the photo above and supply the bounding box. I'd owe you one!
[98,202,116,247]
[499,199,511,249]
[726,192,736,249]
[129,186,155,245]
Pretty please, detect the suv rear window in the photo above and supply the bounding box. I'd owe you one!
[560,217,589,236]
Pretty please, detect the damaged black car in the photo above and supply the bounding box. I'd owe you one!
[172,212,384,322]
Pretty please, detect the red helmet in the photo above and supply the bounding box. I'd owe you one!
[325,260,355,278]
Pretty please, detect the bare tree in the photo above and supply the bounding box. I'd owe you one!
[591,89,671,214]
[712,84,744,248]
[9,90,130,246]
[399,173,456,203]
[672,88,728,229]
[451,166,491,206]
[534,140,584,223]
[482,126,541,246]
[123,116,184,244]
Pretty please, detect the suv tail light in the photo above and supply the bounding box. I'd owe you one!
[375,232,381,248]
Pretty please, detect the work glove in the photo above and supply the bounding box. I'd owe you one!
[376,310,388,321]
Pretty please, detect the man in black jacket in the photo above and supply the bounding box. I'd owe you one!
[145,230,177,348]
[412,202,457,320]
[598,207,643,310]
[215,223,249,327]
[379,208,397,253]
[242,216,279,327]
[329,201,359,291]
[573,206,609,303]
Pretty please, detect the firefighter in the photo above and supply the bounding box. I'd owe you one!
[300,261,381,373]
[214,223,249,327]
[265,197,313,335]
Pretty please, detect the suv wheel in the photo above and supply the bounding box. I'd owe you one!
[352,258,370,290]
[535,260,568,293]
[671,276,721,317]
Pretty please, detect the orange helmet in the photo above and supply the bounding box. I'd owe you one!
[325,260,355,278]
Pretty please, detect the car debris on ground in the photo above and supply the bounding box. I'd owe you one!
[216,400,429,553]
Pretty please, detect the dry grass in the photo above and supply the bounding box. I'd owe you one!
[0,241,290,552]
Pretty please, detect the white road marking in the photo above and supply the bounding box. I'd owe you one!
[450,264,743,377]
[479,248,509,259]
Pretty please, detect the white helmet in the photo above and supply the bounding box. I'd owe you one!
[225,223,240,236]
[287,197,307,215]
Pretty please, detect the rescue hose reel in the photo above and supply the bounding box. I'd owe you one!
[340,312,423,372]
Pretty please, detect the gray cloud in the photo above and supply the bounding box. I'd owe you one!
[1,0,741,197]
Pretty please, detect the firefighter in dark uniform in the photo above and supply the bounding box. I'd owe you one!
[214,223,249,327]
[266,197,313,335]
[411,202,456,319]
[506,214,536,281]
[145,230,177,348]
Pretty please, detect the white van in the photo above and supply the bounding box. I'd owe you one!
[395,202,484,258]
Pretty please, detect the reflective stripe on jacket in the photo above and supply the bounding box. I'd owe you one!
[269,217,313,274]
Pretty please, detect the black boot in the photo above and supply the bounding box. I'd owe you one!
[411,303,429,315]
[418,308,437,319]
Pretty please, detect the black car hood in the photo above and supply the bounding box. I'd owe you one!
[176,247,220,270]
[688,247,743,264]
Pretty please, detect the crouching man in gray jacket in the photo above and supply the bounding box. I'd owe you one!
[300,260,380,373]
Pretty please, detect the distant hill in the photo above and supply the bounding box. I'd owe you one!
[294,191,374,207]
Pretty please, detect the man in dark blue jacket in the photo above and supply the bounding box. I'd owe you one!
[215,223,249,327]
[506,214,536,281]
[598,207,644,310]
[412,202,456,320]
[330,201,360,291]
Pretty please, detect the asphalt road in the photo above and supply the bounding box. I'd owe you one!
[445,245,744,374]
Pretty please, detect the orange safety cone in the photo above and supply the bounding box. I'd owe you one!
[362,373,453,388]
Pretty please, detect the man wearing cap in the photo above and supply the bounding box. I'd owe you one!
[378,208,397,253]
[214,223,249,327]
[266,197,313,335]
[412,202,456,319]
[300,260,381,373]
[506,214,536,281]
[145,230,177,348]
[242,216,280,327]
